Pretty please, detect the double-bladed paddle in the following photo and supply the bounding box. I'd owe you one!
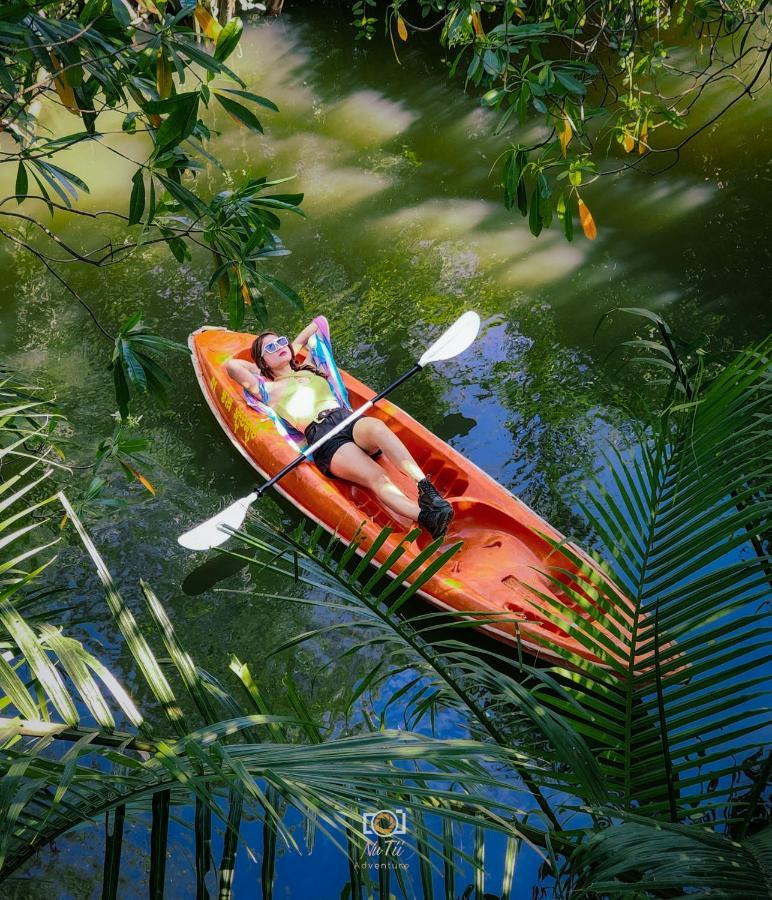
[177,310,481,551]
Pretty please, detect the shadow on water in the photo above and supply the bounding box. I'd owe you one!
[181,552,252,595]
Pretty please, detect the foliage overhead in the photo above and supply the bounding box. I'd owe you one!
[0,1,302,351]
[357,0,771,241]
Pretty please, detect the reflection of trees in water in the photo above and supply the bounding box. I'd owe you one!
[289,234,633,548]
[479,304,634,544]
[537,169,771,355]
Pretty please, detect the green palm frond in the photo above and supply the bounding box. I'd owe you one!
[3,321,768,899]
[570,811,772,898]
[219,514,610,833]
[526,337,771,824]
[1,371,529,894]
[220,330,770,895]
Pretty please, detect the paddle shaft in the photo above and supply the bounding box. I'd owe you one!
[255,363,423,498]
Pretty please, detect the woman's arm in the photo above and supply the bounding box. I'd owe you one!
[291,320,319,355]
[225,359,262,395]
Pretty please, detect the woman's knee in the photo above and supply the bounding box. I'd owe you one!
[352,417,383,452]
[329,443,382,482]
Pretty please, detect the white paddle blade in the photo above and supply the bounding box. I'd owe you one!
[177,493,256,551]
[418,310,481,367]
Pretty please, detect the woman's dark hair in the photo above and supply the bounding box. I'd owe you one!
[251,331,324,380]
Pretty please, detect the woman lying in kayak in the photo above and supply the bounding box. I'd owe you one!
[225,319,455,539]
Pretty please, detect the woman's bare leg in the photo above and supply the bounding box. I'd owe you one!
[351,418,426,483]
[328,443,420,520]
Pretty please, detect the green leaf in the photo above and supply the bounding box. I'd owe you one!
[79,0,109,25]
[157,174,207,216]
[123,111,139,133]
[110,0,132,29]
[481,88,503,108]
[528,185,542,236]
[119,340,147,393]
[153,91,200,155]
[0,598,78,726]
[119,311,143,334]
[556,70,586,95]
[562,192,574,242]
[516,152,528,217]
[0,649,38,721]
[147,177,156,225]
[112,362,130,418]
[503,149,521,211]
[214,93,263,133]
[143,94,192,115]
[214,17,243,62]
[14,163,27,204]
[216,88,278,112]
[482,49,501,77]
[226,275,244,330]
[128,170,145,226]
[165,236,189,263]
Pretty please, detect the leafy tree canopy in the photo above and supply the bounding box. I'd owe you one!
[355,0,770,239]
[0,0,302,420]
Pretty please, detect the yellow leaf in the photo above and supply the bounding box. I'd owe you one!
[193,5,223,40]
[559,118,572,157]
[59,513,69,531]
[137,473,156,495]
[622,129,635,153]
[397,15,408,41]
[241,282,251,306]
[156,51,172,100]
[577,196,597,241]
[126,463,156,496]
[514,6,526,20]
[50,53,78,115]
[471,11,485,36]
[639,120,648,154]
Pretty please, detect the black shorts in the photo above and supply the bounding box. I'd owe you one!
[303,407,381,478]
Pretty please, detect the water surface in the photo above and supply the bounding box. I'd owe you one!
[1,9,770,897]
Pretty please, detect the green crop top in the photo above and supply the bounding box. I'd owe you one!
[270,372,339,431]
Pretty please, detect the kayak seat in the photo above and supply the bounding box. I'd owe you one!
[444,498,579,599]
[409,447,470,497]
[349,486,398,529]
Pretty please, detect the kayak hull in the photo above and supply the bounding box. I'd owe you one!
[190,326,635,668]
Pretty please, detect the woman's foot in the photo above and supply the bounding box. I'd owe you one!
[416,478,454,540]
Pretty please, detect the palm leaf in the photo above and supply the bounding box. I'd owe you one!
[222,513,606,824]
[0,372,526,891]
[571,813,772,897]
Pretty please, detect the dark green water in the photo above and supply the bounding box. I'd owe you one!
[0,9,770,897]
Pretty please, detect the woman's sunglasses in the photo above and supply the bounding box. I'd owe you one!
[263,336,290,354]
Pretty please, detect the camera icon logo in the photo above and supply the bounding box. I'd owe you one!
[362,808,407,837]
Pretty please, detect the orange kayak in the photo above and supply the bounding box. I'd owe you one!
[190,326,635,667]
